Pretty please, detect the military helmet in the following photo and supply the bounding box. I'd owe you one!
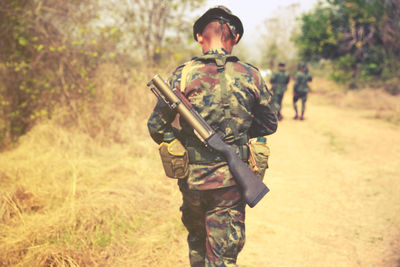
[193,5,244,43]
[278,62,286,67]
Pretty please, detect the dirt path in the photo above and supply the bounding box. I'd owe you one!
[238,94,400,266]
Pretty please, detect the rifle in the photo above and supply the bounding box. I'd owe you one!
[147,74,269,208]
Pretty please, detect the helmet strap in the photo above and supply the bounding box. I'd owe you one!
[215,17,236,39]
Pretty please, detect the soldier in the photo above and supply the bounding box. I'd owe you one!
[293,63,312,120]
[147,6,277,266]
[270,62,290,120]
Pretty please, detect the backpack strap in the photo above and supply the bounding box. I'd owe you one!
[180,54,249,162]
[215,56,236,143]
[201,55,246,157]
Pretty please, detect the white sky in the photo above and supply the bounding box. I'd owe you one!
[195,0,320,61]
[204,0,319,32]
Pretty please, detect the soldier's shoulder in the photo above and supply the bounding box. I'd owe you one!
[241,61,260,71]
[232,60,266,89]
[234,60,263,78]
[173,58,197,73]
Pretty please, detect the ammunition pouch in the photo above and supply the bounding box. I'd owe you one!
[248,138,270,180]
[158,139,189,179]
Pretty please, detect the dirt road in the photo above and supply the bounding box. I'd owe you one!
[238,94,400,267]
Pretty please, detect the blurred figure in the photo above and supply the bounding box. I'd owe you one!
[270,62,290,120]
[293,63,312,120]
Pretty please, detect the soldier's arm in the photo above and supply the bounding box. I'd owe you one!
[285,73,290,84]
[147,99,177,144]
[248,74,278,138]
[147,67,183,144]
[293,73,301,91]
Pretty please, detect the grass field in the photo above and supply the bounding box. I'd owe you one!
[0,64,188,266]
[1,64,399,266]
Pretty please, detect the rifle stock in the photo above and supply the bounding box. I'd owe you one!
[148,74,269,208]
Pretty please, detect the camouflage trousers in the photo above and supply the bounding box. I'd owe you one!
[272,92,284,113]
[293,91,308,115]
[178,180,246,267]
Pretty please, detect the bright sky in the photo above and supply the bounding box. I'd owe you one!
[204,0,318,31]
[197,0,320,60]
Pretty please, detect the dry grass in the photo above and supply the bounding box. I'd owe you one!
[2,63,399,266]
[311,77,400,124]
[0,64,187,266]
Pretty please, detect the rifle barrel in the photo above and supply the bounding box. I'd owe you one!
[151,75,214,140]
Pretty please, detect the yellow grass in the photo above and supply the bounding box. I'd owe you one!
[311,77,400,124]
[0,64,187,266]
[1,63,399,266]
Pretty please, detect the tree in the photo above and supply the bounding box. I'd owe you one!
[295,0,400,87]
[259,3,302,71]
[0,0,107,147]
[100,0,205,64]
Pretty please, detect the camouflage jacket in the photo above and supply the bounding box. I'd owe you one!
[293,70,312,93]
[270,70,290,95]
[147,48,277,190]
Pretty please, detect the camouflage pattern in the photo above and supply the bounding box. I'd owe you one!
[270,69,290,116]
[148,48,277,191]
[293,91,308,116]
[147,47,277,266]
[272,93,284,118]
[193,6,244,43]
[293,70,312,116]
[270,69,290,95]
[178,179,245,267]
[293,70,312,93]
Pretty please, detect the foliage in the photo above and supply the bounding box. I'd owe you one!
[0,0,204,148]
[0,0,109,147]
[100,0,206,64]
[0,62,189,265]
[295,0,400,89]
[259,3,303,71]
[262,42,280,69]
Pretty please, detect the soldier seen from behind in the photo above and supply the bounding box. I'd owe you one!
[293,63,312,120]
[147,5,277,267]
[270,62,290,121]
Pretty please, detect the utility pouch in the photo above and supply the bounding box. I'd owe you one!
[248,137,270,180]
[158,139,189,179]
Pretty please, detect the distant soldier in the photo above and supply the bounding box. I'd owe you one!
[293,63,312,120]
[147,5,277,266]
[270,62,290,120]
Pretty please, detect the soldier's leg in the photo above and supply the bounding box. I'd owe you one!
[277,93,284,119]
[178,180,207,267]
[277,93,284,112]
[204,186,245,267]
[272,93,280,111]
[293,93,299,119]
[300,93,308,120]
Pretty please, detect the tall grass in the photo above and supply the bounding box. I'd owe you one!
[2,62,399,266]
[0,64,187,266]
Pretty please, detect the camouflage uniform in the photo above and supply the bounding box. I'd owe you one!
[270,68,290,120]
[148,48,277,266]
[293,66,312,119]
[148,6,277,267]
